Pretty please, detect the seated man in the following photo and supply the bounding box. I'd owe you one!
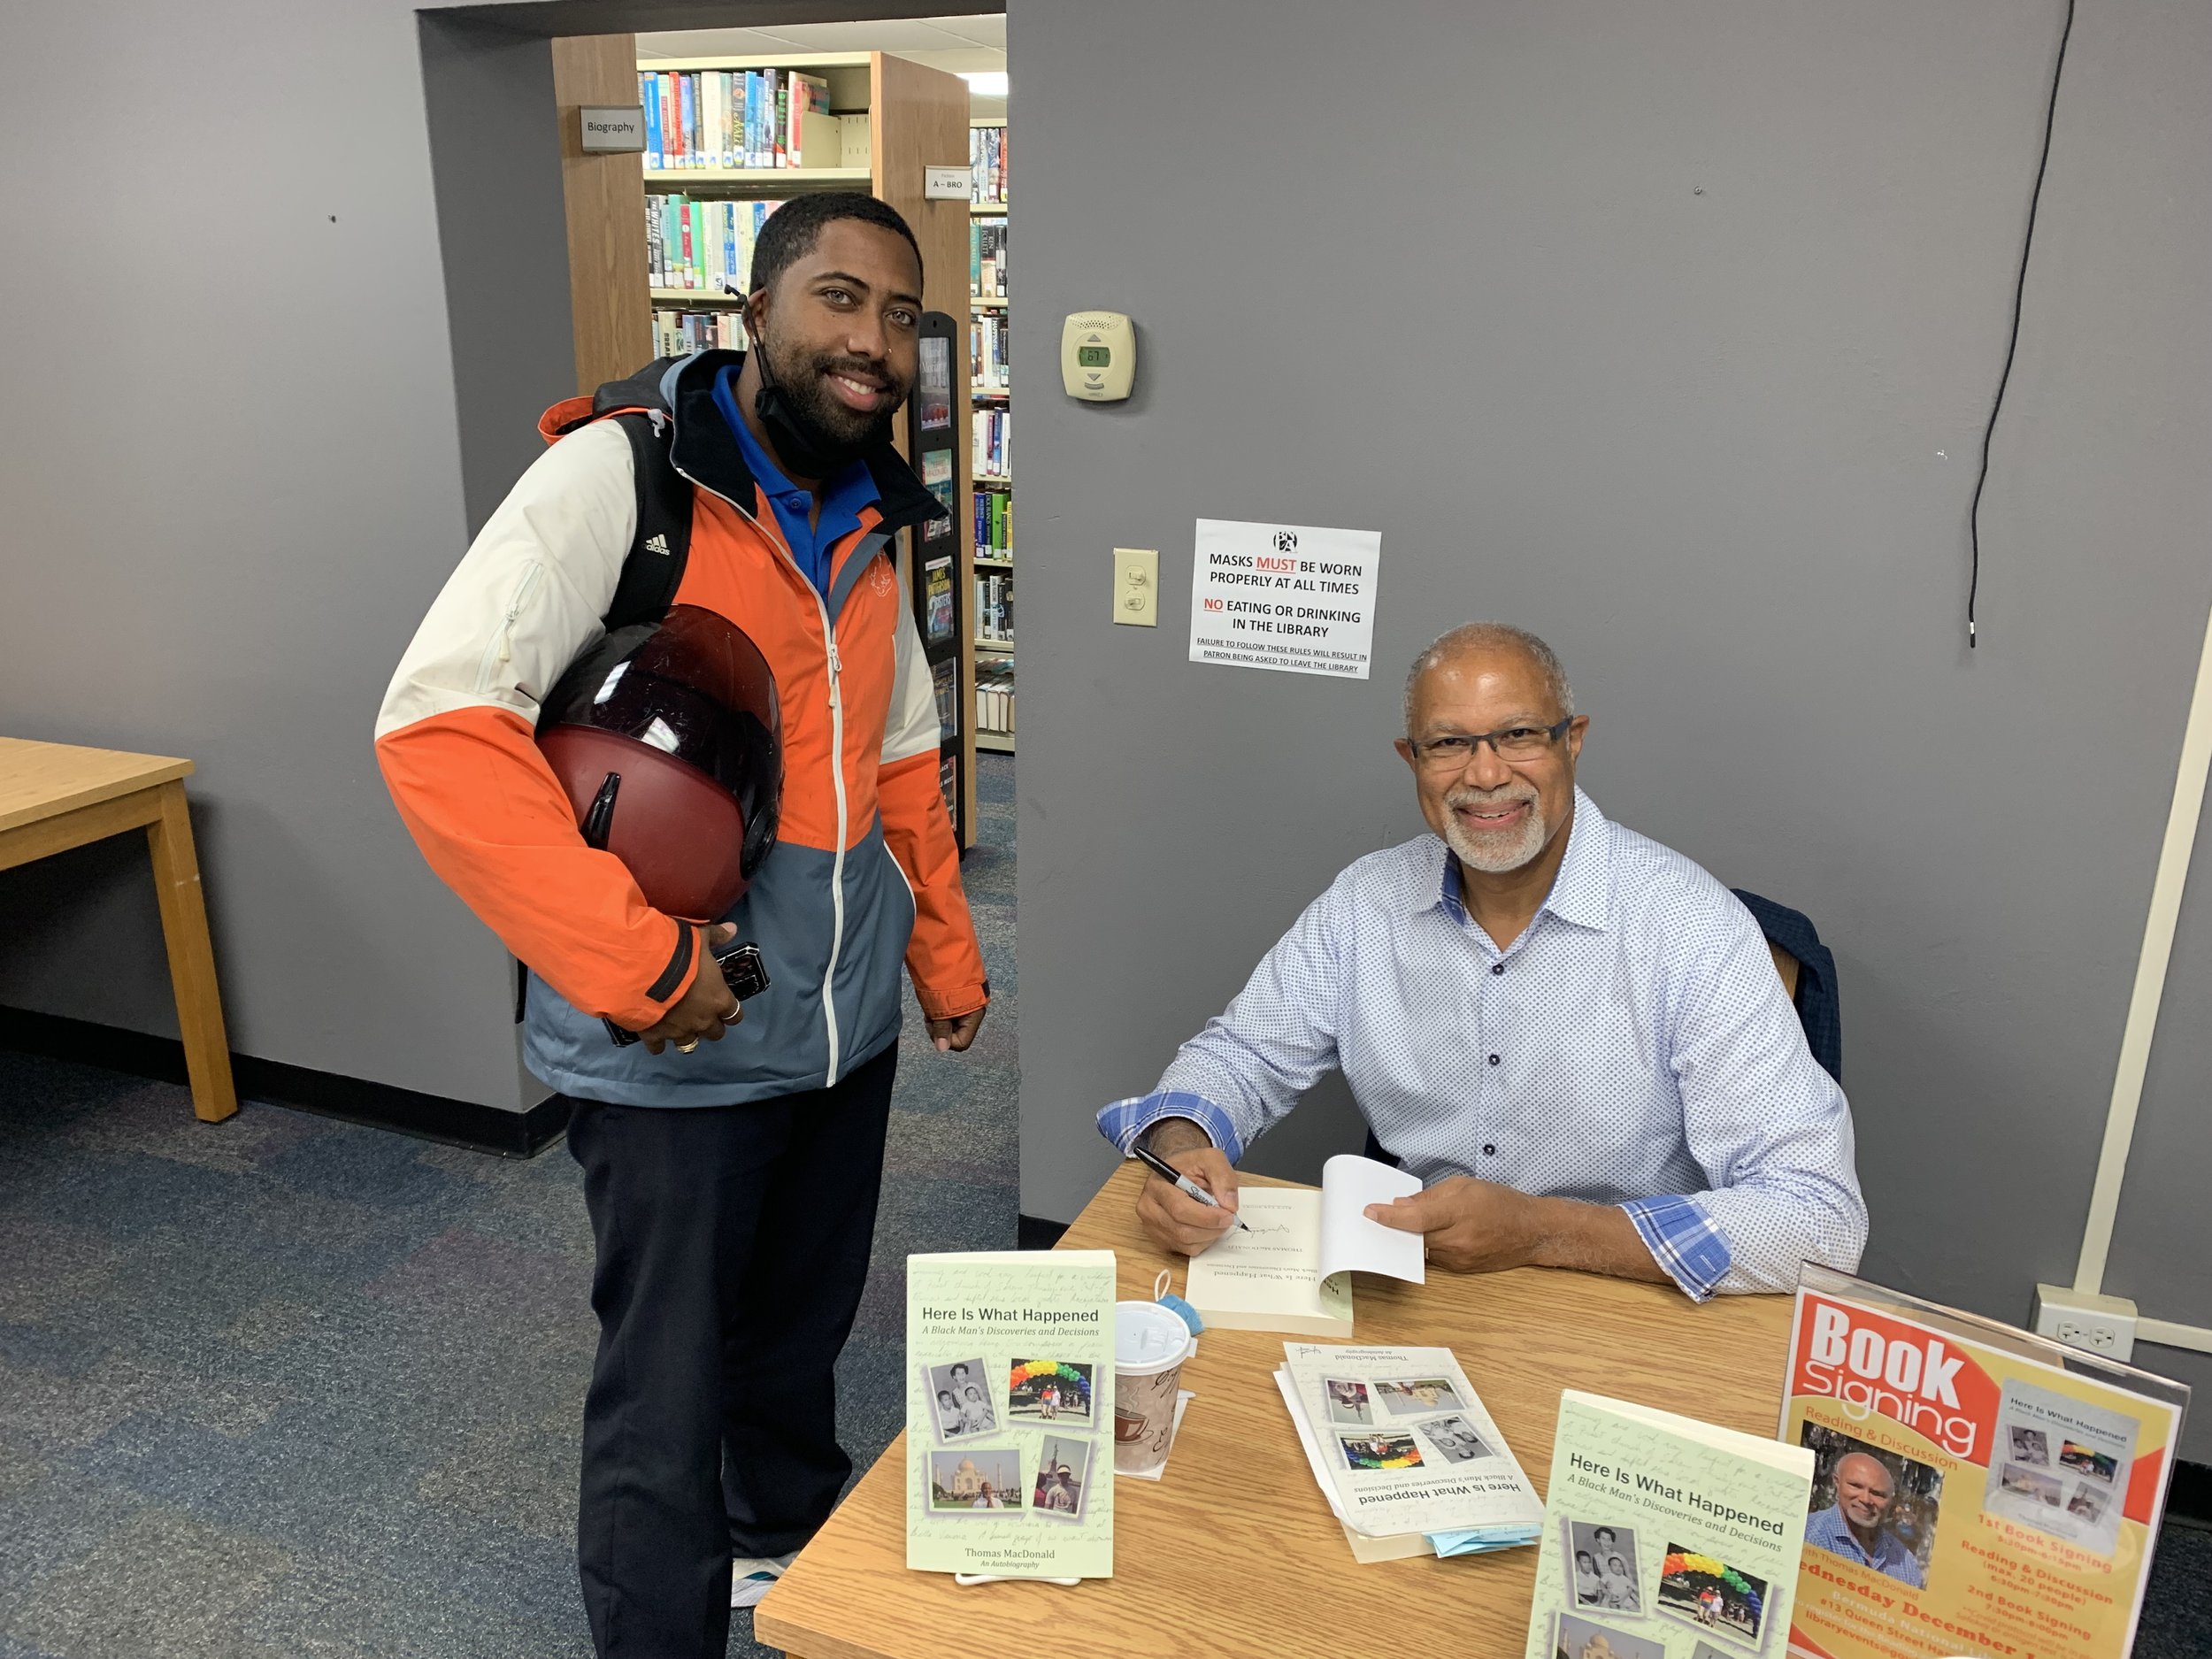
[1097,622,1865,1299]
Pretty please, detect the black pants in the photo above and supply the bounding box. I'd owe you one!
[563,1044,896,1659]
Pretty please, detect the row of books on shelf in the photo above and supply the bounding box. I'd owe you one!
[970,218,1007,299]
[649,195,783,296]
[971,125,1008,205]
[976,572,1014,643]
[973,486,1011,560]
[972,407,1009,482]
[654,309,744,357]
[972,315,1009,392]
[977,659,1015,735]
[636,68,835,171]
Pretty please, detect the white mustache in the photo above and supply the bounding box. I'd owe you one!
[1446,787,1537,816]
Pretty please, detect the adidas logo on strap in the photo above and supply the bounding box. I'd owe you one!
[644,533,671,557]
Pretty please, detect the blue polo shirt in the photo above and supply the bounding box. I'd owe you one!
[713,365,879,600]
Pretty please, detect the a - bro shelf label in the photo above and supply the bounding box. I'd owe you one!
[1188,518,1382,680]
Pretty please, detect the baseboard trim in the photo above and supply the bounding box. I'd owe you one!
[1017,1213,1070,1251]
[0,1005,566,1157]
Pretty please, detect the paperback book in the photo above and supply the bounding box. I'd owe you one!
[1525,1392,1814,1659]
[1282,1341,1544,1546]
[905,1251,1116,1580]
[1779,1266,2187,1659]
[1182,1156,1423,1337]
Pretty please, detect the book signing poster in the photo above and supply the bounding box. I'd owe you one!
[1188,518,1382,680]
[1779,1266,2184,1659]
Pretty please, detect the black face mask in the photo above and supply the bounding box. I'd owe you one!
[746,316,889,482]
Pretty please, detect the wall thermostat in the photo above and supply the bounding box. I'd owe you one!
[1060,311,1135,402]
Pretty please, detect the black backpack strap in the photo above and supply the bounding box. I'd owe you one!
[602,410,694,633]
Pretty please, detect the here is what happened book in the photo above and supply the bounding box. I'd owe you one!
[1183,1156,1426,1337]
[1525,1392,1815,1659]
[905,1251,1117,1580]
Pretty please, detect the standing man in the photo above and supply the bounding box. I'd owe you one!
[376,194,988,1657]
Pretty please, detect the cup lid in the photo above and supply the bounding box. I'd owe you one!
[1114,1300,1192,1372]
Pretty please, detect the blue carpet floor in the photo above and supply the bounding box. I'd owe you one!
[0,756,1016,1658]
[4,749,2211,1656]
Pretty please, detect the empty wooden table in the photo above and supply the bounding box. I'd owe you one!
[758,1160,1793,1659]
[0,736,237,1123]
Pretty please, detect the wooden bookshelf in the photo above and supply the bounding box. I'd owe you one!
[641,165,869,191]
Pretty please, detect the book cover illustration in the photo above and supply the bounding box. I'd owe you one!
[905,1251,1116,1579]
[1526,1393,1813,1659]
[1779,1266,2185,1659]
[924,557,955,645]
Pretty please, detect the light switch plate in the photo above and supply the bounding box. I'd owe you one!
[1113,547,1158,626]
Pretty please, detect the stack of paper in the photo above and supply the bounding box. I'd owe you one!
[1275,1341,1545,1561]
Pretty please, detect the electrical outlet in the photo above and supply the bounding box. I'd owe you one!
[2030,1284,2137,1362]
[1112,547,1158,626]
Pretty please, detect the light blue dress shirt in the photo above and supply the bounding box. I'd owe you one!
[1095,789,1867,1300]
[1804,1503,1926,1587]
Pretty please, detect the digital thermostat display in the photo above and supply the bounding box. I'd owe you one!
[1060,311,1136,402]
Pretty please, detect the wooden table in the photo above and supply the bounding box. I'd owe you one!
[0,737,237,1123]
[760,1163,1793,1659]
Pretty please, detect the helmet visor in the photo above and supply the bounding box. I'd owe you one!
[539,605,782,874]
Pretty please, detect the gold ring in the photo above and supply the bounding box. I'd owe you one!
[677,1038,700,1054]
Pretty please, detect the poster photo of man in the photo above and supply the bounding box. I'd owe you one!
[1801,1425,1939,1590]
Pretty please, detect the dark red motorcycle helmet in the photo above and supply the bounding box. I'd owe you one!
[536,605,781,920]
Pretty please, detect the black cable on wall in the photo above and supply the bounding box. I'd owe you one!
[1967,0,2078,649]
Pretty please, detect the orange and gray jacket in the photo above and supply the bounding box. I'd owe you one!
[375,350,987,1105]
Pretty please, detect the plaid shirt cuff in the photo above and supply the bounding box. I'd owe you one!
[1622,1194,1732,1302]
[1095,1090,1246,1165]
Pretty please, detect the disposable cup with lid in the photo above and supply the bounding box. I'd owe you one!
[1114,1300,1192,1376]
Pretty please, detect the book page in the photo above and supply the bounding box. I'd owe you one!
[1183,1187,1352,1329]
[905,1251,1116,1579]
[1317,1154,1425,1284]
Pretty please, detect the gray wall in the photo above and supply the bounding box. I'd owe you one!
[1010,0,2212,1450]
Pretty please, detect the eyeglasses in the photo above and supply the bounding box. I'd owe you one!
[1408,716,1574,770]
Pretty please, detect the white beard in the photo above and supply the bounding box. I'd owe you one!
[1440,788,1548,873]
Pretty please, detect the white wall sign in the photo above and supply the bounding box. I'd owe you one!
[1187,518,1383,680]
[925,165,972,200]
[579,106,646,153]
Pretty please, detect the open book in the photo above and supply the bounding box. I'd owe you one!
[1182,1155,1425,1337]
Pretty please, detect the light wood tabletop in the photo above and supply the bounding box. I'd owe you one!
[0,736,237,1123]
[758,1161,1794,1659]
